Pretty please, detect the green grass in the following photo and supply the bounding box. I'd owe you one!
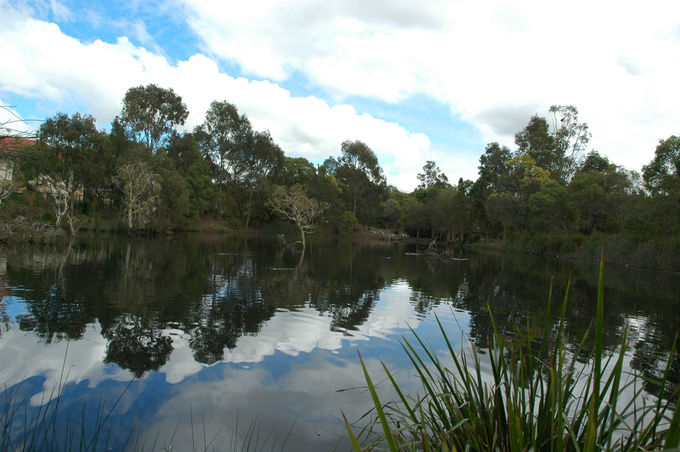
[345,253,680,451]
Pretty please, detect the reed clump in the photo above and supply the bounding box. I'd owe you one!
[345,254,680,451]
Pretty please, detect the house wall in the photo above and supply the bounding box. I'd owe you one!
[0,160,13,182]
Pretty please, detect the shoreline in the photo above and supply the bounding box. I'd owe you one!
[3,216,679,273]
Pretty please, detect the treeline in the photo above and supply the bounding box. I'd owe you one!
[5,84,391,234]
[391,106,680,257]
[4,85,680,259]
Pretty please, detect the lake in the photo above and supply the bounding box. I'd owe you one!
[1,234,678,450]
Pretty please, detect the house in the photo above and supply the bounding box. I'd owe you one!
[0,136,86,202]
[0,136,37,182]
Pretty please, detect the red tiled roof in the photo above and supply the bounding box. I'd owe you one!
[0,136,37,155]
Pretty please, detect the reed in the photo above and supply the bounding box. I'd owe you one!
[345,253,680,451]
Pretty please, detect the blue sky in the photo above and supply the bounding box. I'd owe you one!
[1,0,679,190]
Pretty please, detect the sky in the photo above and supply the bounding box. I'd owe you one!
[1,0,679,191]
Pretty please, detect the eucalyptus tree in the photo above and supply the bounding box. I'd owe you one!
[194,100,250,218]
[274,157,317,187]
[477,143,512,191]
[642,135,680,195]
[527,180,577,233]
[23,112,110,230]
[196,101,284,227]
[236,130,284,230]
[549,105,591,180]
[485,155,551,237]
[471,142,512,234]
[117,161,160,231]
[120,84,188,153]
[515,106,590,183]
[417,160,449,190]
[327,140,386,222]
[515,115,559,178]
[165,133,215,218]
[579,151,611,174]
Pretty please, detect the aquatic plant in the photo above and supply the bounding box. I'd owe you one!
[345,254,680,451]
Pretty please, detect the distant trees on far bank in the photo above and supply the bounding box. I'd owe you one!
[2,86,679,257]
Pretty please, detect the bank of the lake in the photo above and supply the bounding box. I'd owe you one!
[468,232,680,273]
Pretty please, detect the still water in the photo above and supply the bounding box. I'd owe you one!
[1,234,678,450]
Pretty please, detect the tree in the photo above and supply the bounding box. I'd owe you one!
[515,106,590,183]
[120,84,188,153]
[417,160,449,190]
[153,165,192,231]
[117,161,160,230]
[568,166,633,234]
[330,140,386,221]
[527,180,577,233]
[194,100,250,218]
[428,184,473,242]
[235,130,284,230]
[274,157,317,187]
[549,105,591,179]
[579,151,611,174]
[0,179,14,205]
[642,135,680,195]
[485,155,551,235]
[401,196,428,238]
[472,142,513,235]
[485,192,516,240]
[515,115,561,178]
[478,142,512,192]
[269,185,328,250]
[379,197,403,230]
[38,172,76,231]
[24,112,109,229]
[32,112,107,185]
[166,133,215,218]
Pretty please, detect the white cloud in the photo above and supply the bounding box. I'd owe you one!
[2,0,680,188]
[180,0,680,175]
[162,281,422,377]
[0,322,134,405]
[48,0,72,22]
[0,101,35,136]
[0,278,426,404]
[0,7,431,190]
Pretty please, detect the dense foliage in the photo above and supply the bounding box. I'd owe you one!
[2,89,679,267]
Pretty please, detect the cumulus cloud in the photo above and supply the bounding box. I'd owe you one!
[180,0,680,173]
[0,101,35,136]
[0,279,429,402]
[2,0,680,187]
[0,6,431,189]
[0,322,134,405]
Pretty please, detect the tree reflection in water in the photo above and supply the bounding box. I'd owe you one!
[1,234,678,391]
[104,314,173,377]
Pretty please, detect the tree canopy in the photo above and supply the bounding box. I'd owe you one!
[5,90,679,262]
[120,84,188,153]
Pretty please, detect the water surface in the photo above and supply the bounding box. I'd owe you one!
[1,234,678,450]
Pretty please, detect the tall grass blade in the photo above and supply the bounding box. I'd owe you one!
[666,395,680,448]
[358,351,397,452]
[342,411,363,452]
